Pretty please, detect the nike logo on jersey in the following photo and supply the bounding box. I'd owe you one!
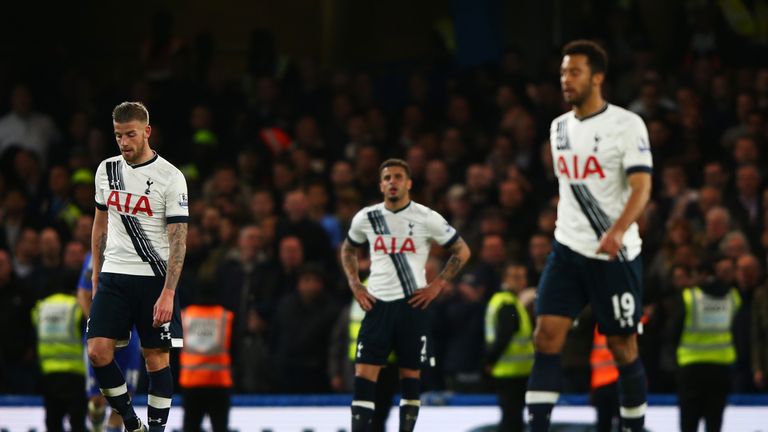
[373,236,416,254]
[106,191,154,216]
[556,155,605,180]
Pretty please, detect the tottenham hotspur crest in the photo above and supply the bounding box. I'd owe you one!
[145,178,154,195]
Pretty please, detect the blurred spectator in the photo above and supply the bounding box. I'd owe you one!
[698,206,733,261]
[1,188,38,251]
[271,265,339,393]
[752,268,768,391]
[733,254,764,393]
[0,248,37,393]
[0,84,60,166]
[306,182,343,249]
[13,227,40,279]
[526,233,553,286]
[498,179,537,259]
[275,189,335,270]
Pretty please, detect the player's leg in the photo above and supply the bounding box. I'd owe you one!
[589,257,646,432]
[107,329,142,432]
[87,273,143,431]
[526,241,586,432]
[354,363,383,432]
[353,299,394,432]
[394,300,431,432]
[371,365,398,432]
[136,275,183,432]
[143,348,173,432]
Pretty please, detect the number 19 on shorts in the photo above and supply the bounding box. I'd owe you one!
[611,293,635,328]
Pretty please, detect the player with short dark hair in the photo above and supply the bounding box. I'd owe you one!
[342,158,471,432]
[525,40,653,432]
[87,101,189,432]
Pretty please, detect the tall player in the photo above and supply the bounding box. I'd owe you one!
[341,159,471,432]
[525,40,652,432]
[87,102,189,432]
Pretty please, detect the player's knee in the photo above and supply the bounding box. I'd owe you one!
[87,342,113,366]
[142,349,170,372]
[606,335,637,365]
[532,324,564,353]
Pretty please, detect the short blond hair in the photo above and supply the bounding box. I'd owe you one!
[112,101,149,124]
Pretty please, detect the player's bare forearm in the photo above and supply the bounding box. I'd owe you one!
[409,237,470,309]
[341,239,375,310]
[163,222,187,293]
[340,239,362,287]
[76,289,93,318]
[611,172,652,234]
[90,208,108,295]
[437,237,471,282]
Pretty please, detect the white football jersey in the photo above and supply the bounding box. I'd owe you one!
[95,153,189,277]
[550,104,652,261]
[347,201,458,301]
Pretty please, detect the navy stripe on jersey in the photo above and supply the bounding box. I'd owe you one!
[167,216,189,224]
[106,161,117,190]
[392,253,417,296]
[368,209,417,296]
[555,118,570,150]
[120,215,166,277]
[570,184,628,262]
[128,215,167,273]
[95,201,107,211]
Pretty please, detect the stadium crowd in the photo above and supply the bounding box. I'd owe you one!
[1,5,768,401]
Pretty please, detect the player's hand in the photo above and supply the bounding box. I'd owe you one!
[153,288,174,328]
[351,281,376,311]
[408,279,445,309]
[596,227,624,259]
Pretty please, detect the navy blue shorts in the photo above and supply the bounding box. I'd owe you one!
[355,298,429,370]
[87,272,183,349]
[536,241,643,335]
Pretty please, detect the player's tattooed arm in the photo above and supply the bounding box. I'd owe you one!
[341,239,376,311]
[409,236,471,309]
[438,237,471,282]
[164,223,188,292]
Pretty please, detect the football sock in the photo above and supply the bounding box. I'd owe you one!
[93,361,140,431]
[352,377,377,432]
[147,367,173,432]
[618,358,647,432]
[399,378,420,432]
[525,353,562,432]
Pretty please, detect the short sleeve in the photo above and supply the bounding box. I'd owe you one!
[94,161,107,210]
[78,253,93,292]
[426,210,459,247]
[622,115,653,176]
[165,169,189,223]
[346,210,368,246]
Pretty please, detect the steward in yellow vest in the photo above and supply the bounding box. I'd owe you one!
[673,257,740,432]
[32,289,87,432]
[484,263,534,432]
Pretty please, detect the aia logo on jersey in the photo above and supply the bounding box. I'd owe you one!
[373,236,416,254]
[556,154,605,180]
[106,190,154,216]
